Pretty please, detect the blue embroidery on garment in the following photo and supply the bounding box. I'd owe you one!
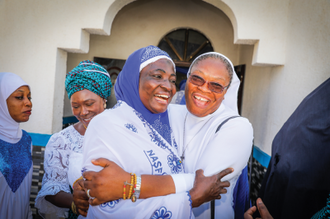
[172,138,178,151]
[144,150,166,175]
[133,110,169,150]
[125,123,138,133]
[0,130,32,192]
[112,100,123,109]
[81,167,87,174]
[187,191,193,218]
[152,118,171,146]
[151,206,172,219]
[140,45,171,64]
[167,154,183,174]
[133,109,183,174]
[100,199,120,209]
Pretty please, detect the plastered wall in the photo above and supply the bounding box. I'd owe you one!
[1,0,329,155]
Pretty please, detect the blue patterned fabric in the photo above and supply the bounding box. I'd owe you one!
[65,60,112,99]
[233,166,251,219]
[115,45,174,145]
[311,193,330,219]
[0,130,32,192]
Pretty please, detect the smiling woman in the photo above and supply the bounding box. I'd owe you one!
[139,58,176,114]
[35,60,112,219]
[0,72,33,219]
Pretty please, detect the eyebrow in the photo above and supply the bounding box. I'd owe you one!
[193,70,224,81]
[15,90,31,95]
[153,69,176,77]
[71,99,95,104]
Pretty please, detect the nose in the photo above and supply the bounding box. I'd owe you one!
[25,97,32,107]
[198,81,211,93]
[81,106,89,116]
[160,79,172,91]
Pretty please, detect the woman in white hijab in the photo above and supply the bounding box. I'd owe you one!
[78,52,252,218]
[0,72,33,219]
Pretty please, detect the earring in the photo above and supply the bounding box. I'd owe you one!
[104,102,107,109]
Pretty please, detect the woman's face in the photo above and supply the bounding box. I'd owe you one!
[139,58,176,114]
[70,89,105,128]
[185,58,230,117]
[6,85,32,123]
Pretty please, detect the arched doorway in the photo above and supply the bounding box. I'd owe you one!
[158,28,214,92]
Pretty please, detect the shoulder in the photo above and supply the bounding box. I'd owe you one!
[21,130,32,144]
[216,116,253,135]
[46,125,81,149]
[168,104,187,116]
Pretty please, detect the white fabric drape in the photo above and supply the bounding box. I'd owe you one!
[82,101,193,219]
[168,103,253,219]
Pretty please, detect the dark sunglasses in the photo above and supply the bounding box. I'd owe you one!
[189,75,229,94]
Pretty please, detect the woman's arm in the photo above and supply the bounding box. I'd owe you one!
[78,158,231,206]
[45,191,72,208]
[35,133,74,217]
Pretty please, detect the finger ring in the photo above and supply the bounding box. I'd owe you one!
[86,189,94,199]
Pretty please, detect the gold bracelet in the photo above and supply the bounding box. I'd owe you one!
[71,201,77,215]
[127,173,135,199]
[72,176,83,189]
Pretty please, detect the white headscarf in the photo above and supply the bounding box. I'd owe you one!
[187,52,240,114]
[0,72,30,143]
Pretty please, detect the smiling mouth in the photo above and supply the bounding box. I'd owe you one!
[154,94,170,102]
[194,95,209,102]
[82,117,93,122]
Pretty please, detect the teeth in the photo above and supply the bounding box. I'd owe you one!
[155,94,169,99]
[83,117,92,122]
[194,96,208,102]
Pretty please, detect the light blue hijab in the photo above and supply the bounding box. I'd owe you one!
[115,45,175,145]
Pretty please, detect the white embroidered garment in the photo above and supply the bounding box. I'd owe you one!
[35,125,85,218]
[82,101,193,219]
[169,52,253,219]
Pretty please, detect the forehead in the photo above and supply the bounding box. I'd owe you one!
[70,89,100,101]
[142,59,175,74]
[191,58,230,80]
[12,85,30,93]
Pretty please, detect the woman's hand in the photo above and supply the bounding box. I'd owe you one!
[244,198,273,219]
[83,158,130,205]
[73,179,89,216]
[189,168,233,208]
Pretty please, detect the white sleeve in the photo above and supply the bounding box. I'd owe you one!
[34,133,71,218]
[199,117,253,181]
[170,173,195,193]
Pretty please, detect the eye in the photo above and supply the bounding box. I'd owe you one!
[72,105,79,109]
[28,97,32,101]
[152,74,162,79]
[86,102,94,107]
[15,96,23,100]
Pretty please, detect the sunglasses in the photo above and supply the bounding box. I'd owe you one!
[189,75,229,94]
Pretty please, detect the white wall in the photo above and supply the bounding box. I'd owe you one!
[1,0,329,156]
[238,0,330,155]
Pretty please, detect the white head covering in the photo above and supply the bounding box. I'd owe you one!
[0,72,30,143]
[187,52,240,114]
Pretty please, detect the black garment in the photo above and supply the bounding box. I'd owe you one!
[258,78,330,219]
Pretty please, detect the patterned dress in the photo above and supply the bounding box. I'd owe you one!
[35,125,84,219]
